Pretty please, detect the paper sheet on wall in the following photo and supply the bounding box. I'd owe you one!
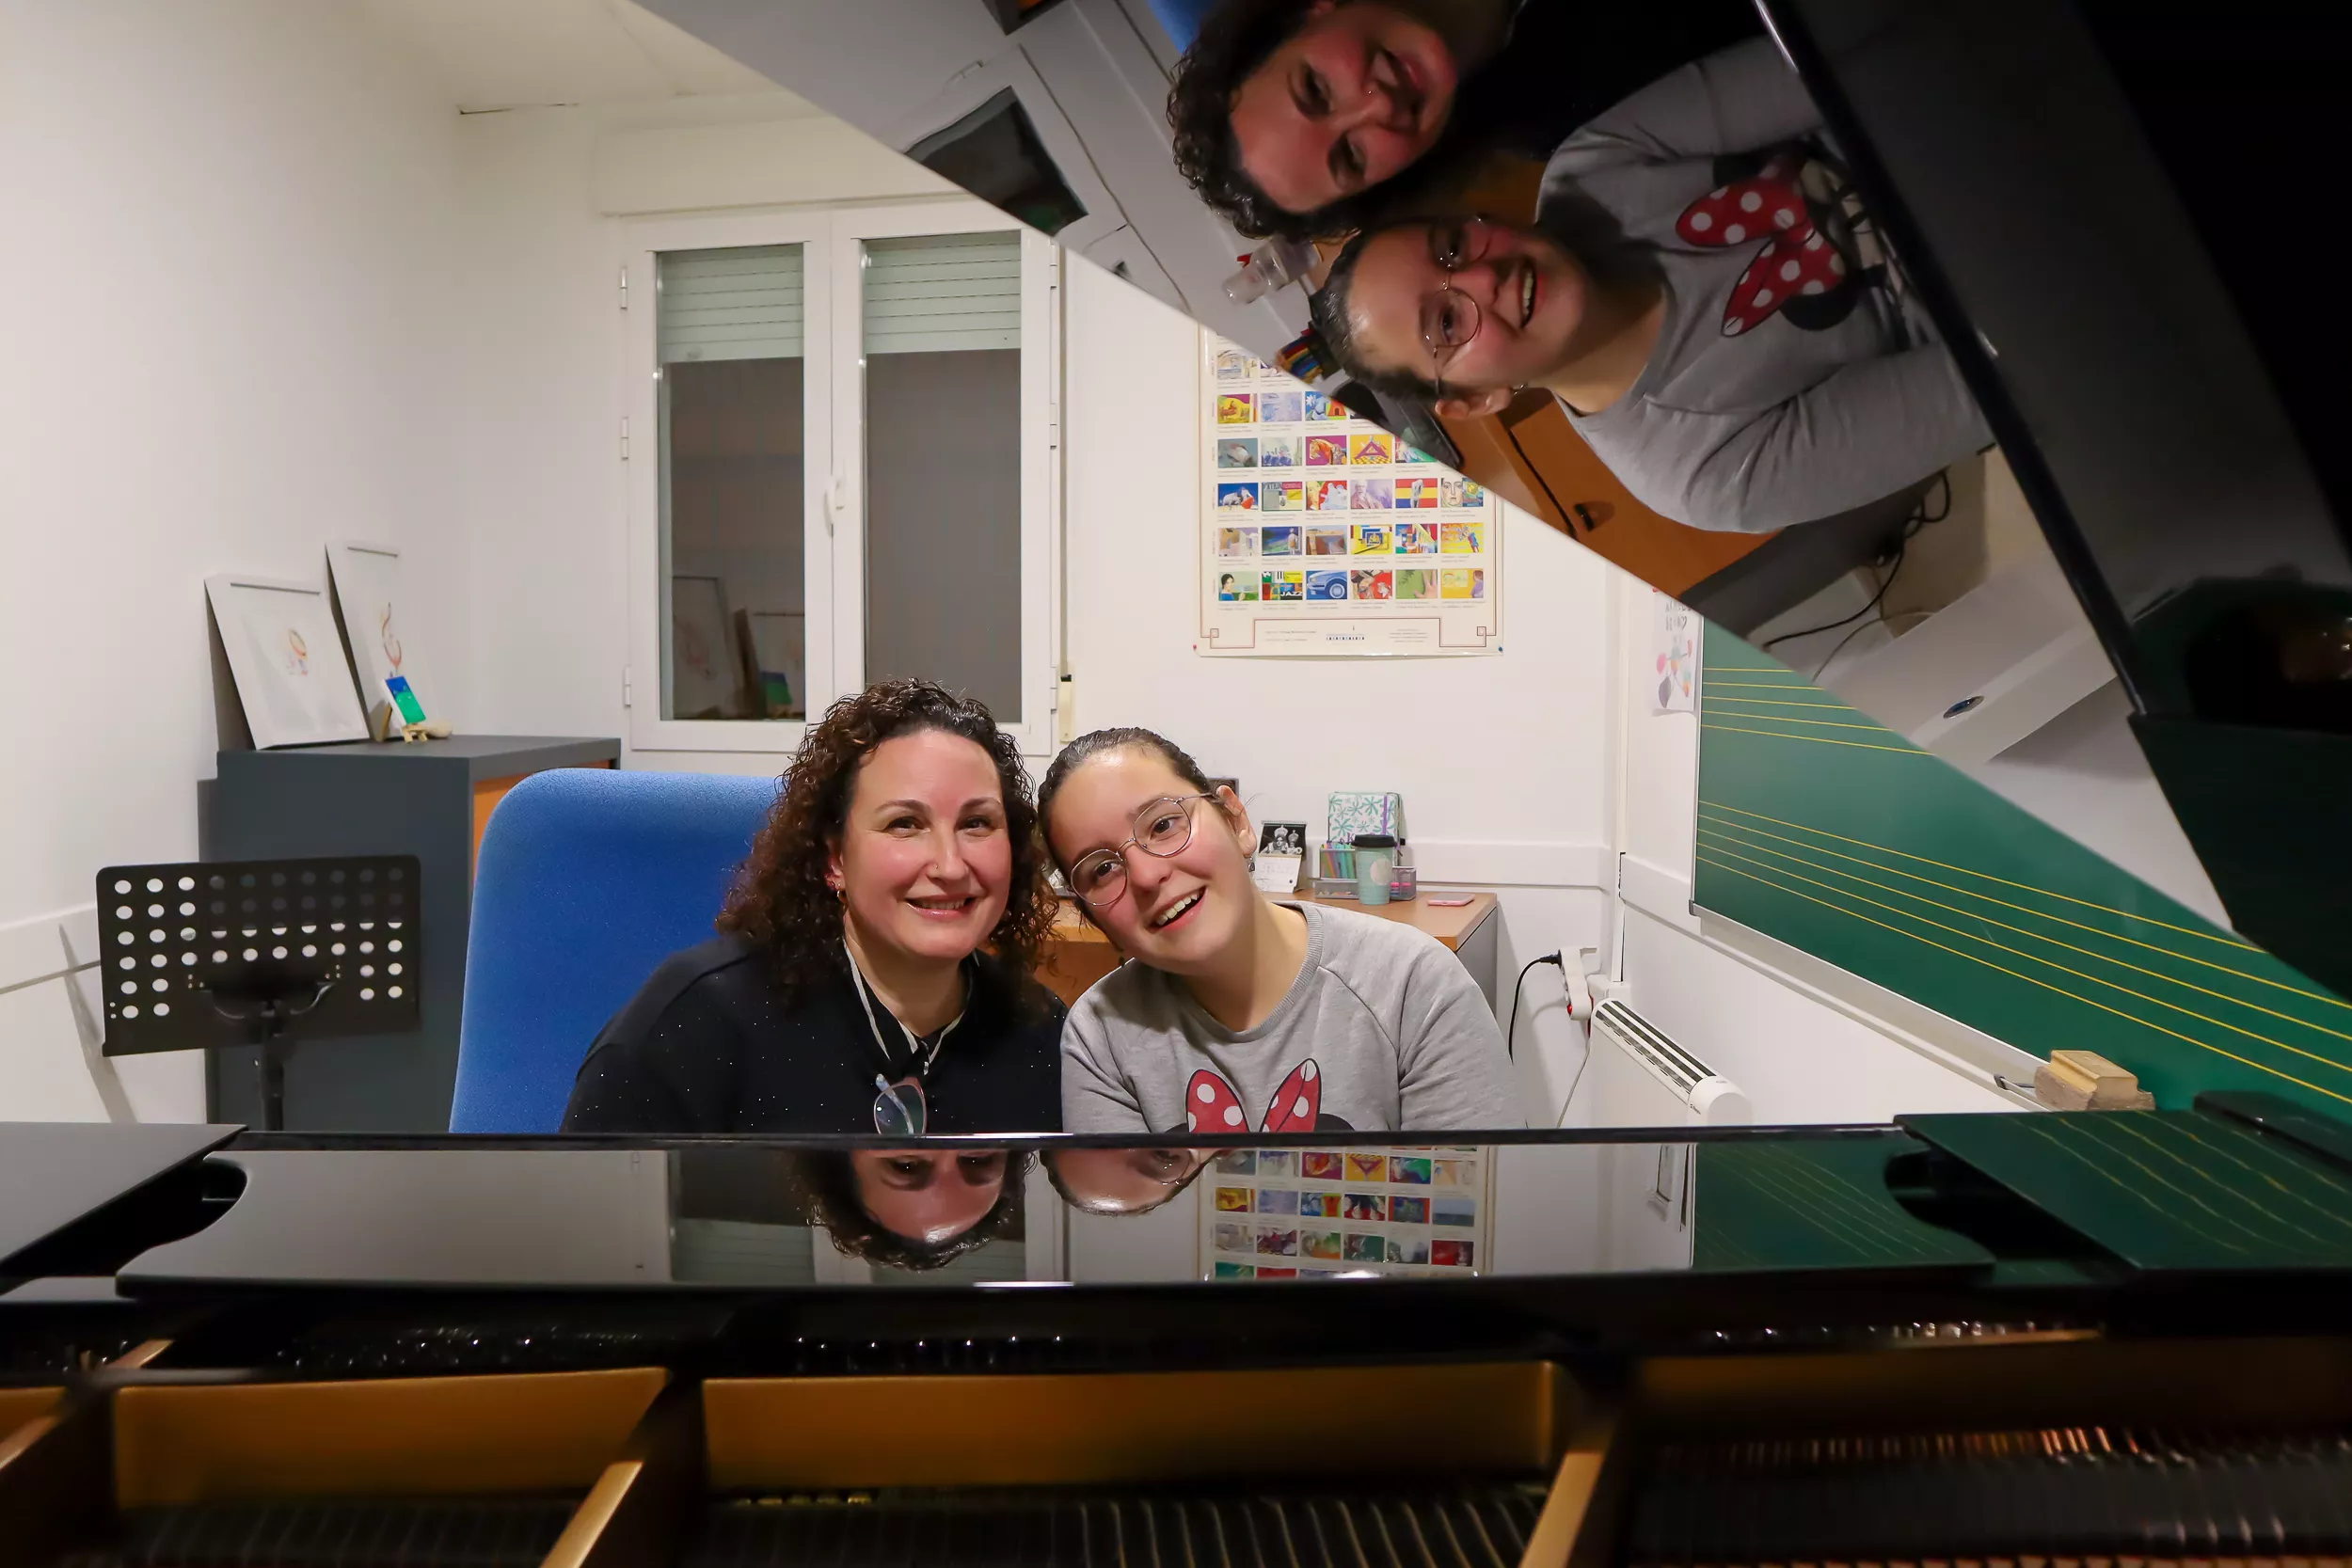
[1653,592,1698,713]
[1197,333,1502,657]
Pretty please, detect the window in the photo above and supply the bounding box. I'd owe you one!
[626,201,1058,754]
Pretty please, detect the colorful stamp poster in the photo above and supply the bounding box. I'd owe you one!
[1216,526,1256,557]
[1440,519,1485,553]
[1301,1152,1344,1180]
[1200,1141,1491,1280]
[1394,569,1437,600]
[1306,526,1349,557]
[1199,331,1499,657]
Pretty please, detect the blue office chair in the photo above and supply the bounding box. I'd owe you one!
[451,768,778,1132]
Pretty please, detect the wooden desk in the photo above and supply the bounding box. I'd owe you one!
[1038,892,1501,1010]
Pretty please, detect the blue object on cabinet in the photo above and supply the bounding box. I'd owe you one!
[450,768,775,1132]
[1146,0,1212,51]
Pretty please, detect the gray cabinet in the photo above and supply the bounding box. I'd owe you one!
[210,736,619,1131]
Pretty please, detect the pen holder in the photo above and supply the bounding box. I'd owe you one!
[1353,834,1397,907]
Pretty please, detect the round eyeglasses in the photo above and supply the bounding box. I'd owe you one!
[1422,216,1492,399]
[1066,794,1216,908]
[873,1074,927,1136]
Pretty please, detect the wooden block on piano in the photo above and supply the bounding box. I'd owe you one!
[2032,1050,2156,1111]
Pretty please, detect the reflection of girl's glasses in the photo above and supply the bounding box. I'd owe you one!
[873,1075,927,1136]
[1422,217,1493,398]
[1067,794,1216,908]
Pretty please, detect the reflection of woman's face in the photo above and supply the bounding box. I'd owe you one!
[1229,1,1458,217]
[828,730,1013,971]
[1053,1148,1211,1213]
[1345,220,1592,410]
[851,1149,1009,1243]
[1046,751,1258,978]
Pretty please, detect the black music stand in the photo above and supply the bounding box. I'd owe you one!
[97,856,421,1131]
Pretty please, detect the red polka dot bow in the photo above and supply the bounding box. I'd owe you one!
[1675,153,1847,337]
[1186,1060,1322,1133]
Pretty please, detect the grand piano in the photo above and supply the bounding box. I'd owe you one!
[5,1102,2350,1567]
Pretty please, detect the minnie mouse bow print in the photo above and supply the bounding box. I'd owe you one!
[1187,1062,1322,1132]
[1676,150,1848,337]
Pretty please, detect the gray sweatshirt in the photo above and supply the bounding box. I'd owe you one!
[1538,38,1991,532]
[1060,901,1524,1134]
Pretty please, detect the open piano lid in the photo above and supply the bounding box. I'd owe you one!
[1762,0,2352,994]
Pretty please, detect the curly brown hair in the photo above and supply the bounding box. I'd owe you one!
[718,678,1055,1001]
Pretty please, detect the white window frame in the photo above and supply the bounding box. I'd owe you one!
[625,198,1060,756]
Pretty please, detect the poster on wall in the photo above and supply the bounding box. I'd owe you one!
[1198,334,1502,657]
[1200,1145,1492,1279]
[205,574,371,750]
[326,541,439,740]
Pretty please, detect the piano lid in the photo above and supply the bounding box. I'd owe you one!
[0,1120,239,1278]
[1762,0,2352,991]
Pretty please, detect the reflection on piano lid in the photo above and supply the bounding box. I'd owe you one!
[1764,0,2352,990]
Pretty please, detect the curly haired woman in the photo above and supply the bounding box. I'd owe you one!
[563,679,1065,1134]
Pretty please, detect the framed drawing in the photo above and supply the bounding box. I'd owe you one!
[205,573,370,749]
[326,540,437,740]
[670,574,741,720]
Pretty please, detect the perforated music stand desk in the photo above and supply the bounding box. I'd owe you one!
[97,857,421,1132]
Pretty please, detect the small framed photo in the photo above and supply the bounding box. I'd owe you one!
[206,574,370,749]
[1258,822,1307,858]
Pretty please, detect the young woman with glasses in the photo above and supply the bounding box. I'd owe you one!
[1308,39,1989,534]
[1037,727,1520,1134]
[562,679,1065,1134]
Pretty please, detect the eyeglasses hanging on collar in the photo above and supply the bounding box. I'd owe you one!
[844,939,961,1136]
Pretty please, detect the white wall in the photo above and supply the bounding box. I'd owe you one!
[0,0,471,1120]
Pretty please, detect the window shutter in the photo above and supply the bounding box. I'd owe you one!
[659,245,803,363]
[862,232,1021,355]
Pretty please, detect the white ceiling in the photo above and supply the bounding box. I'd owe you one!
[358,0,811,112]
